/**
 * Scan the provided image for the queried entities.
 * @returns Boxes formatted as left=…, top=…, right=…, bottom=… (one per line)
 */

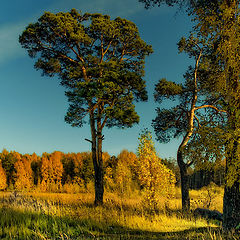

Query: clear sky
left=0, top=0, right=193, bottom=158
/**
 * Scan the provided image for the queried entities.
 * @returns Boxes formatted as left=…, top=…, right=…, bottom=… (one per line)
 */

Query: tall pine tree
left=19, top=10, right=152, bottom=204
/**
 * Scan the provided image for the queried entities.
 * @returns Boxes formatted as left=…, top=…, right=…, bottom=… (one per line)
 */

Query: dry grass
left=0, top=186, right=230, bottom=239
left=190, top=184, right=223, bottom=212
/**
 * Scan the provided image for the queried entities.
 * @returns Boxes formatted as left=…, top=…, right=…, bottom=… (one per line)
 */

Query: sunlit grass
left=190, top=185, right=223, bottom=212
left=0, top=186, right=229, bottom=239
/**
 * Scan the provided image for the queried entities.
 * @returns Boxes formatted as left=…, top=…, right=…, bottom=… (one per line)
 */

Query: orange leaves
left=0, top=161, right=7, bottom=190
left=40, top=151, right=64, bottom=192
left=14, top=156, right=34, bottom=191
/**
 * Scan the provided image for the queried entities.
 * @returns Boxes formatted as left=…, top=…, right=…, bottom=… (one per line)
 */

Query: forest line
left=0, top=146, right=225, bottom=194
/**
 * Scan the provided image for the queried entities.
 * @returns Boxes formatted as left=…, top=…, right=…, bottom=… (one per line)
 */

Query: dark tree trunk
left=89, top=110, right=104, bottom=206
left=94, top=132, right=104, bottom=206
left=223, top=140, right=240, bottom=230
left=223, top=181, right=240, bottom=230
left=177, top=149, right=190, bottom=212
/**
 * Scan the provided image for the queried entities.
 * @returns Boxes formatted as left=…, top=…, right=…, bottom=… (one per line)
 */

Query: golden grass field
left=0, top=185, right=238, bottom=239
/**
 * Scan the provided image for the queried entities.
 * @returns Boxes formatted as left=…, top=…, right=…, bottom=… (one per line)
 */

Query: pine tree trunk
left=94, top=133, right=104, bottom=206
left=177, top=149, right=190, bottom=212
left=89, top=110, right=104, bottom=206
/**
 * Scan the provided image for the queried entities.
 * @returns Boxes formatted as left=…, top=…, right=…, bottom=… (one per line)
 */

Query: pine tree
left=19, top=10, right=152, bottom=205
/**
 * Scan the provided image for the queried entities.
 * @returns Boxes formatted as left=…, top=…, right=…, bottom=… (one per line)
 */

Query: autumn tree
left=116, top=150, right=138, bottom=194
left=40, top=151, right=63, bottom=192
left=51, top=151, right=64, bottom=186
left=137, top=130, right=176, bottom=210
left=19, top=10, right=152, bottom=205
left=103, top=151, right=137, bottom=194
left=0, top=160, right=7, bottom=190
left=40, top=154, right=50, bottom=191
left=0, top=150, right=21, bottom=187
left=72, top=152, right=93, bottom=188
left=14, top=155, right=34, bottom=191
left=104, top=155, right=118, bottom=191
left=161, top=158, right=180, bottom=186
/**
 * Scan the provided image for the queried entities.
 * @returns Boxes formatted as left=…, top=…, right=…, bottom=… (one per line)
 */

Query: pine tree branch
left=85, top=138, right=93, bottom=144
left=195, top=105, right=227, bottom=113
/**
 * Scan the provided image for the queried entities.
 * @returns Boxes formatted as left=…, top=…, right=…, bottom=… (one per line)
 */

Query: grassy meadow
left=0, top=185, right=238, bottom=240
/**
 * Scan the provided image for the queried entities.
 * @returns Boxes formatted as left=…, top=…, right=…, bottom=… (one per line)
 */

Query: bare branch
left=187, top=159, right=194, bottom=167
left=85, top=138, right=93, bottom=144
left=194, top=114, right=201, bottom=128
left=195, top=105, right=227, bottom=113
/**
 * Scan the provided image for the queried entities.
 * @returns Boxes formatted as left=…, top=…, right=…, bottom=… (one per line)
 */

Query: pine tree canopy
left=19, top=9, right=153, bottom=129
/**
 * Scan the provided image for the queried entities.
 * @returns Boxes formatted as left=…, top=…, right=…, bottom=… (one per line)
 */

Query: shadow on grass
left=0, top=206, right=231, bottom=240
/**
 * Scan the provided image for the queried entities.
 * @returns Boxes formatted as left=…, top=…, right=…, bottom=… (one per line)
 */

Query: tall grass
left=0, top=186, right=235, bottom=239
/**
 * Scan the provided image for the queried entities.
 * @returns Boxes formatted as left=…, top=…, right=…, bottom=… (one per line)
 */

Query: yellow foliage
left=137, top=130, right=176, bottom=209
left=115, top=161, right=132, bottom=194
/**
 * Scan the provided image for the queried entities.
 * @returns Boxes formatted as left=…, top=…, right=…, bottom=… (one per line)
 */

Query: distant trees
left=0, top=149, right=177, bottom=196
left=116, top=150, right=138, bottom=194
left=19, top=9, right=152, bottom=205
left=104, top=150, right=138, bottom=195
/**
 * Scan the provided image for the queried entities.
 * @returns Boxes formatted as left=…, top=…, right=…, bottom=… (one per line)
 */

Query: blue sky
left=0, top=0, right=193, bottom=158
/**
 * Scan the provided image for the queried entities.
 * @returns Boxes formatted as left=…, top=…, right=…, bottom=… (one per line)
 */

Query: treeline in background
left=0, top=149, right=225, bottom=194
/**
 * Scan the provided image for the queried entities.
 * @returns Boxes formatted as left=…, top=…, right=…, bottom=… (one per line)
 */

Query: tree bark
left=223, top=181, right=240, bottom=230
left=95, top=128, right=104, bottom=206
left=177, top=149, right=190, bottom=212
left=89, top=109, right=104, bottom=206
left=223, top=140, right=240, bottom=230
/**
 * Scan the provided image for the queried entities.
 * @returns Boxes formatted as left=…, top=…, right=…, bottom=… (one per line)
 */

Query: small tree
left=19, top=10, right=152, bottom=205
left=137, top=130, right=176, bottom=210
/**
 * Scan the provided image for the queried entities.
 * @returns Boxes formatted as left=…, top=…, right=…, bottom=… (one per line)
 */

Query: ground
left=0, top=186, right=237, bottom=239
